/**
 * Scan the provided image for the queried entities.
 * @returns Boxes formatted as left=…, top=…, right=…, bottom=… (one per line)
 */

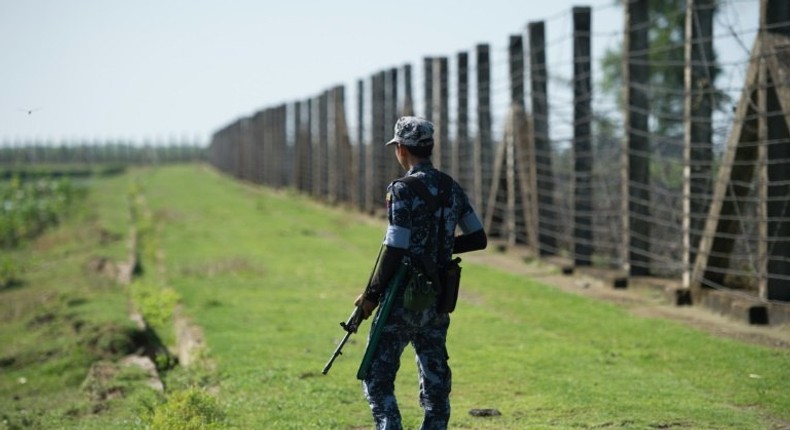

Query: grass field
left=2, top=164, right=789, bottom=429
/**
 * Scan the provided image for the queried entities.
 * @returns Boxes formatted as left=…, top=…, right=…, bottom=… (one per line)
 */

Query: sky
left=0, top=0, right=759, bottom=146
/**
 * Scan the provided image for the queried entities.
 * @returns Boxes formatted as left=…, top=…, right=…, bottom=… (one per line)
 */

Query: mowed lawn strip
left=139, top=165, right=788, bottom=429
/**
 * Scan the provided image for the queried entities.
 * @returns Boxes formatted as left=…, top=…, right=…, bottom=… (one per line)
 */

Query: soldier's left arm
left=451, top=186, right=487, bottom=254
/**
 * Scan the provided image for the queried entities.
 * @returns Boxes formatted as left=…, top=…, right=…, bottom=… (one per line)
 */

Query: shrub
left=146, top=387, right=225, bottom=430
left=129, top=281, right=180, bottom=331
left=0, top=255, right=20, bottom=288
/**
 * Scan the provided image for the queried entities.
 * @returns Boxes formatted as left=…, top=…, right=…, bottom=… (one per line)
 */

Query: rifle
left=322, top=246, right=409, bottom=377
left=322, top=244, right=385, bottom=376
left=321, top=306, right=363, bottom=375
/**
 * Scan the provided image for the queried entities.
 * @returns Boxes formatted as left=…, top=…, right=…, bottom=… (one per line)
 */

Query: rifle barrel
left=322, top=330, right=352, bottom=375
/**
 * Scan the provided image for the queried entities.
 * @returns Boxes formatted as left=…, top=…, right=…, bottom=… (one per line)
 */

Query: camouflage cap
left=385, top=116, right=434, bottom=147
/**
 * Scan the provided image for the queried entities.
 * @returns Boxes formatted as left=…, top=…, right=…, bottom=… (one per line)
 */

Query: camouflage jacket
left=383, top=161, right=483, bottom=269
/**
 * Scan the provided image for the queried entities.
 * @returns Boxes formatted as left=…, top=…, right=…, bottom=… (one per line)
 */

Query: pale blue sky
left=0, top=0, right=759, bottom=145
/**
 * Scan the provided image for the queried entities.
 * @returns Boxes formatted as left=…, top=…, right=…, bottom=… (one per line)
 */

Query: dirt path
left=465, top=247, right=790, bottom=350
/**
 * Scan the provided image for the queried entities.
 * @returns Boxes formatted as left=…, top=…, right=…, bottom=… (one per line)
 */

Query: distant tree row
left=0, top=143, right=206, bottom=166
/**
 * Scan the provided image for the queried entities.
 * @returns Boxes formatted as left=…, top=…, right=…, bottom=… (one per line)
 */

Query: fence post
left=269, top=107, right=277, bottom=186
left=433, top=57, right=449, bottom=171
left=763, top=0, right=790, bottom=300
left=294, top=100, right=309, bottom=193
left=357, top=79, right=367, bottom=211
left=372, top=71, right=387, bottom=210
left=765, top=0, right=790, bottom=35
left=758, top=19, right=769, bottom=302
left=529, top=20, right=557, bottom=257
left=251, top=110, right=264, bottom=185
left=277, top=104, right=288, bottom=188
left=332, top=86, right=352, bottom=204
left=213, top=130, right=220, bottom=172
left=682, top=0, right=714, bottom=289
left=507, top=34, right=519, bottom=245
left=239, top=117, right=249, bottom=182
left=238, top=117, right=248, bottom=179
left=489, top=34, right=532, bottom=246
left=266, top=109, right=275, bottom=186
left=512, top=34, right=536, bottom=247
left=263, top=109, right=272, bottom=186
left=690, top=52, right=758, bottom=299
left=267, top=106, right=283, bottom=188
left=246, top=114, right=255, bottom=182
left=424, top=58, right=434, bottom=121
left=277, top=103, right=293, bottom=187
left=305, top=99, right=314, bottom=196
left=403, top=64, right=414, bottom=116
left=310, top=96, right=320, bottom=198
left=274, top=105, right=282, bottom=187
left=231, top=118, right=246, bottom=178
left=263, top=110, right=273, bottom=185
left=291, top=101, right=301, bottom=189
left=386, top=68, right=401, bottom=181
left=509, top=35, right=525, bottom=108
left=387, top=67, right=399, bottom=124
left=363, top=76, right=375, bottom=213
left=622, top=0, right=651, bottom=276
left=476, top=44, right=493, bottom=218
left=456, top=51, right=469, bottom=187
left=319, top=92, right=329, bottom=199
left=572, top=8, right=593, bottom=265
left=328, top=89, right=339, bottom=202
left=218, top=125, right=228, bottom=175
left=241, top=117, right=254, bottom=182
left=267, top=107, right=276, bottom=186
left=226, top=127, right=234, bottom=175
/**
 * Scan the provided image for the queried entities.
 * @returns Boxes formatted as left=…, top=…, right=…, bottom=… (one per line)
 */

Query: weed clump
left=144, top=387, right=226, bottom=430
left=0, top=255, right=22, bottom=289
left=129, top=281, right=180, bottom=332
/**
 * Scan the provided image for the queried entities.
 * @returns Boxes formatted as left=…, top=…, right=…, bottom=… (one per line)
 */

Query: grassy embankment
left=0, top=170, right=155, bottom=429
left=2, top=164, right=789, bottom=429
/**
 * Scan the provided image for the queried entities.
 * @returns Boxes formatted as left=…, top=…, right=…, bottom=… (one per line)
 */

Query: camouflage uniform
left=362, top=117, right=484, bottom=430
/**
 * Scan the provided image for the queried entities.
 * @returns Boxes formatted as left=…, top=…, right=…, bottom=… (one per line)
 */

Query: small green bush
left=129, top=281, right=180, bottom=331
left=146, top=387, right=225, bottom=430
left=0, top=254, right=20, bottom=288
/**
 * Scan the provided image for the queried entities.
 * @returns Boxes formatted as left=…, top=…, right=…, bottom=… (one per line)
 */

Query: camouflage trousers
left=362, top=301, right=451, bottom=430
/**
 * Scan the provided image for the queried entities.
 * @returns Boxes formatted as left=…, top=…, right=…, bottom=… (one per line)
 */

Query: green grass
left=0, top=172, right=160, bottom=430
left=1, top=164, right=788, bottom=429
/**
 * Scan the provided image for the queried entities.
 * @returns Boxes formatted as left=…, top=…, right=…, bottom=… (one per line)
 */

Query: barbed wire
left=16, top=1, right=784, bottom=304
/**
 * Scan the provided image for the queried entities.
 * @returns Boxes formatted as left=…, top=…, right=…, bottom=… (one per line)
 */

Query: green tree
left=600, top=0, right=727, bottom=146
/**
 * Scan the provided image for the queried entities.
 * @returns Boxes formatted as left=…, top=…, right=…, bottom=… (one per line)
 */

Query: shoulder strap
left=396, top=175, right=439, bottom=212
left=437, top=172, right=452, bottom=207
left=397, top=173, right=452, bottom=210
left=437, top=173, right=451, bottom=264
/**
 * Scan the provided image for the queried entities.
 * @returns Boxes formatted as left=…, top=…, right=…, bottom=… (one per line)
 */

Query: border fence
left=208, top=0, right=790, bottom=322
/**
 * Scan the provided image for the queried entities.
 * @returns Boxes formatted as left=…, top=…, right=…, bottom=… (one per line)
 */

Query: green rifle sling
left=356, top=262, right=409, bottom=380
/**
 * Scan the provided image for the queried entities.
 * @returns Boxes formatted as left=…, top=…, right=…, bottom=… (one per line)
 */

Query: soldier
left=355, top=116, right=487, bottom=430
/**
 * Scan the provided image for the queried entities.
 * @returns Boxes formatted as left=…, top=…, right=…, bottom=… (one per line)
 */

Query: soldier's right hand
left=354, top=294, right=378, bottom=319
